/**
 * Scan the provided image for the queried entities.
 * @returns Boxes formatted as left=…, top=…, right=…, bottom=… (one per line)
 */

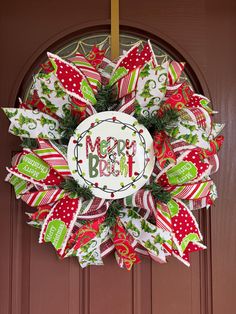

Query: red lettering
left=126, top=139, right=137, bottom=157
left=86, top=136, right=106, bottom=158
left=128, top=156, right=135, bottom=177
left=99, top=160, right=110, bottom=176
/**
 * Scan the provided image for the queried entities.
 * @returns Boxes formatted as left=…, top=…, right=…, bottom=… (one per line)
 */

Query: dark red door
left=1, top=1, right=235, bottom=314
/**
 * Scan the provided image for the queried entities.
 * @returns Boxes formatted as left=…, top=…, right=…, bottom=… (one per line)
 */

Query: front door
left=1, top=1, right=235, bottom=314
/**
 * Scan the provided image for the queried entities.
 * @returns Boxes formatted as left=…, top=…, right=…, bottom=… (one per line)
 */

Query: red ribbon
left=113, top=218, right=140, bottom=270
left=153, top=131, right=176, bottom=168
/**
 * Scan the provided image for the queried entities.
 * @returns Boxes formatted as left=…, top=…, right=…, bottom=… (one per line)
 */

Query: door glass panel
left=23, top=33, right=191, bottom=101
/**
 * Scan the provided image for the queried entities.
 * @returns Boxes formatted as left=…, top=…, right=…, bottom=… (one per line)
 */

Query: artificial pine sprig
left=105, top=201, right=123, bottom=227
left=135, top=108, right=179, bottom=134
left=21, top=138, right=38, bottom=149
left=146, top=182, right=171, bottom=204
left=59, top=110, right=80, bottom=141
left=60, top=178, right=93, bottom=200
left=95, top=85, right=116, bottom=112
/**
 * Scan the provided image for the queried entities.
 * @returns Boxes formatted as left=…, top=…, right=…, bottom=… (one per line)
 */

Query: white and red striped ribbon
left=69, top=53, right=101, bottom=94
left=22, top=188, right=65, bottom=207
left=167, top=61, right=185, bottom=85
left=34, top=139, right=71, bottom=177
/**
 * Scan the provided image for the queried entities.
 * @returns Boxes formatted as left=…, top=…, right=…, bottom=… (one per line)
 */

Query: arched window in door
left=22, top=32, right=194, bottom=102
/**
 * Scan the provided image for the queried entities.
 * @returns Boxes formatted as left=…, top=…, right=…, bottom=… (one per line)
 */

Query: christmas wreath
left=3, top=41, right=224, bottom=270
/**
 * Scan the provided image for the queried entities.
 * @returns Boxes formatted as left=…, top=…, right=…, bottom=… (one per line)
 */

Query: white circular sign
left=67, top=111, right=155, bottom=199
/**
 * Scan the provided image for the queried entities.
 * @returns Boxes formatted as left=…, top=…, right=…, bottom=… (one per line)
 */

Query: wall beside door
left=1, top=1, right=235, bottom=314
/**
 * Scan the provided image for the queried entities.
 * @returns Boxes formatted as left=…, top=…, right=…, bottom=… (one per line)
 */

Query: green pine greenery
left=59, top=110, right=80, bottom=142
left=21, top=138, right=38, bottom=149
left=135, top=108, right=179, bottom=134
left=105, top=201, right=123, bottom=227
left=95, top=85, right=117, bottom=112
left=60, top=178, right=93, bottom=200
left=145, top=182, right=171, bottom=204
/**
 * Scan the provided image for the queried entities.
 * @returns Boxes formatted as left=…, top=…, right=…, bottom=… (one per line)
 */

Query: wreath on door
left=3, top=41, right=224, bottom=270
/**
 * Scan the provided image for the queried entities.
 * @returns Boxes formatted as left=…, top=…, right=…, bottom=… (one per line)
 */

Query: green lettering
left=120, top=155, right=128, bottom=177
left=117, top=140, right=126, bottom=156
left=100, top=140, right=108, bottom=156
left=88, top=153, right=99, bottom=178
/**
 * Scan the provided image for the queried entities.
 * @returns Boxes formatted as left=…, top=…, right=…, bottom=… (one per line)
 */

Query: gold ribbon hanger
left=111, top=0, right=120, bottom=60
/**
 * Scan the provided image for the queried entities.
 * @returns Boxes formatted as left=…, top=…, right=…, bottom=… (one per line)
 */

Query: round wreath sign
left=3, top=41, right=224, bottom=269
